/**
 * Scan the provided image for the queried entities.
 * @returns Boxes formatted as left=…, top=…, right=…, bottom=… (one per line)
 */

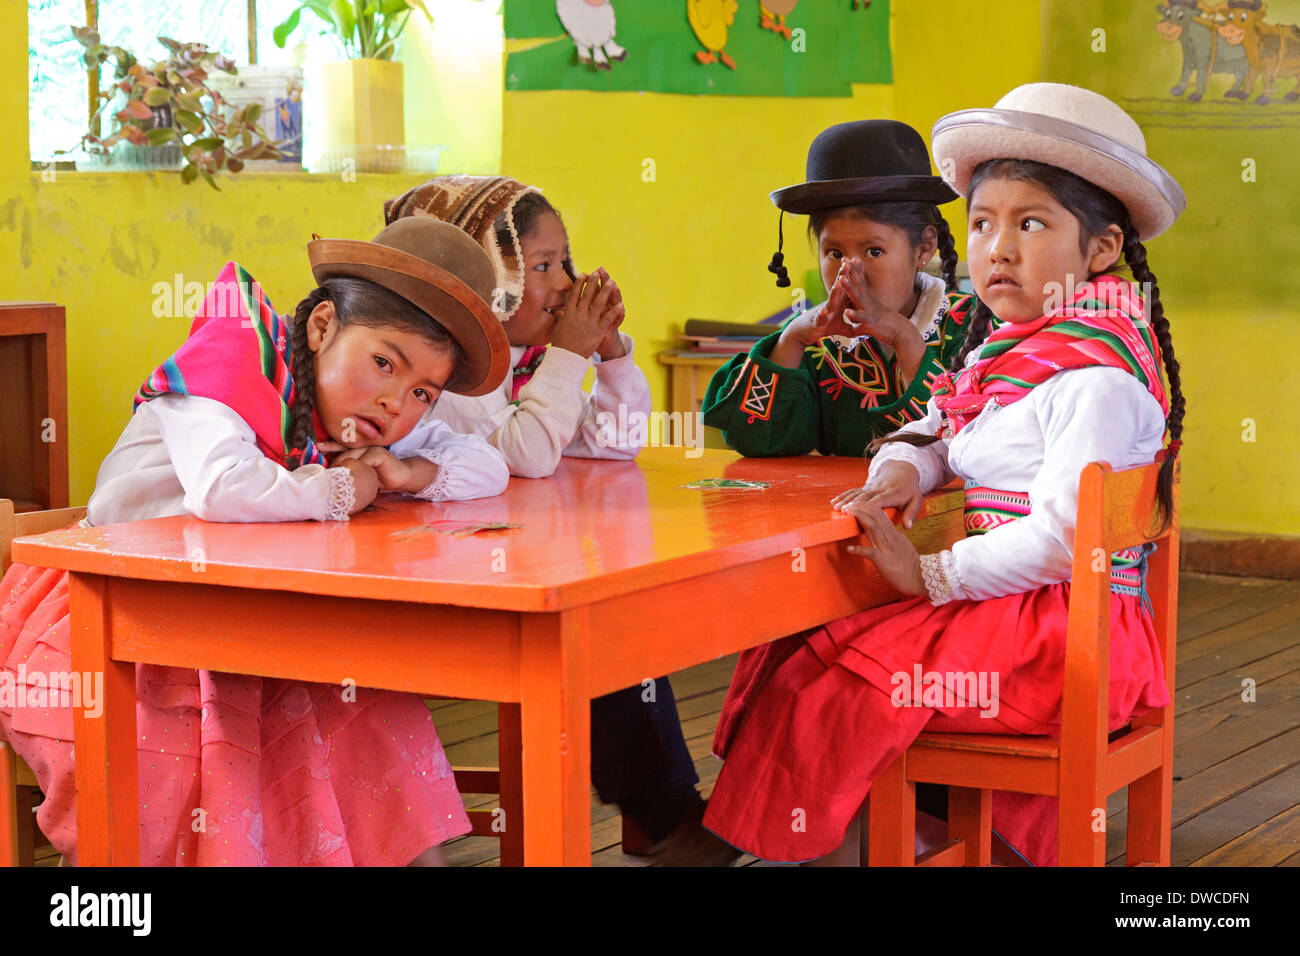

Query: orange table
left=13, top=448, right=963, bottom=866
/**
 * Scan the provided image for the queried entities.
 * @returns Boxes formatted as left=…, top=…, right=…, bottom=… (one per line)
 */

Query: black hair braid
left=287, top=287, right=332, bottom=471
left=948, top=298, right=994, bottom=374
left=935, top=216, right=959, bottom=293
left=865, top=297, right=998, bottom=456
left=1124, top=232, right=1184, bottom=533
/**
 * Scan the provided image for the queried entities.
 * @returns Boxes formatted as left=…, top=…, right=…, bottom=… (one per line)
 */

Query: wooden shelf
left=0, top=303, right=68, bottom=511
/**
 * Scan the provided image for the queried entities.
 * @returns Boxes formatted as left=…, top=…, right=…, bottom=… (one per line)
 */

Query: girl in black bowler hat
left=703, top=120, right=975, bottom=458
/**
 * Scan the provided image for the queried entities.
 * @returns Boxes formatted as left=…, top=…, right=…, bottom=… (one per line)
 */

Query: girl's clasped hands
left=551, top=266, right=627, bottom=360
left=783, top=258, right=927, bottom=380
left=316, top=444, right=439, bottom=514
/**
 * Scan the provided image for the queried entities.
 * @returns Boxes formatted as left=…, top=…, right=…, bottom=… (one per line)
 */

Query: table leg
left=519, top=611, right=591, bottom=866
left=497, top=702, right=524, bottom=867
left=69, top=573, right=139, bottom=866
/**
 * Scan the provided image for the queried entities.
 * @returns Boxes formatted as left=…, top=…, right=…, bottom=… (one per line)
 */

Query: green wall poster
left=504, top=1, right=892, bottom=96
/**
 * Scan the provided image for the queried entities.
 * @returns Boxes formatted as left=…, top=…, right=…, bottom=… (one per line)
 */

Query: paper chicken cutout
left=556, top=0, right=627, bottom=71
left=688, top=0, right=739, bottom=69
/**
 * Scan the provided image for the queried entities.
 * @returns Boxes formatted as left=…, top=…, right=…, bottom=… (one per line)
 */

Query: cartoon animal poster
left=1124, top=0, right=1300, bottom=128
left=504, top=0, right=891, bottom=96
left=555, top=0, right=627, bottom=70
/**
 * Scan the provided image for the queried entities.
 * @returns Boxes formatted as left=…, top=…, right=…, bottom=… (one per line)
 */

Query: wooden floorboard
left=24, top=573, right=1297, bottom=867
left=437, top=572, right=1300, bottom=867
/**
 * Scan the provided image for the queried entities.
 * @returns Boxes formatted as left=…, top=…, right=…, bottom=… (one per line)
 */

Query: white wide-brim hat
left=931, top=82, right=1186, bottom=240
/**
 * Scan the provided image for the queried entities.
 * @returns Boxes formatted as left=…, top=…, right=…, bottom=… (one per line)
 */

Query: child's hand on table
left=332, top=457, right=380, bottom=514
left=326, top=446, right=436, bottom=502
left=838, top=498, right=926, bottom=597
left=831, top=460, right=923, bottom=529
left=552, top=267, right=625, bottom=359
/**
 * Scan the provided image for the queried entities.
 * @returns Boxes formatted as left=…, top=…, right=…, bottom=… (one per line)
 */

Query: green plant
left=272, top=0, right=435, bottom=60
left=69, top=27, right=283, bottom=188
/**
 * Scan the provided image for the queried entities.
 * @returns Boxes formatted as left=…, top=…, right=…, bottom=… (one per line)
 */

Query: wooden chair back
left=0, top=498, right=86, bottom=865
left=1059, top=455, right=1179, bottom=864
left=1, top=499, right=88, bottom=574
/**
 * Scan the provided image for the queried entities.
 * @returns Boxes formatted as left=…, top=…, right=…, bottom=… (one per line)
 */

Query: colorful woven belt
left=963, top=483, right=1151, bottom=601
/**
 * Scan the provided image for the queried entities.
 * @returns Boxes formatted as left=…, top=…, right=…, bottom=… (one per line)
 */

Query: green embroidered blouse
left=702, top=281, right=975, bottom=458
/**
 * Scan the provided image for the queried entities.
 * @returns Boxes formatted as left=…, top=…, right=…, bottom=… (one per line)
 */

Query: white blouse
left=85, top=394, right=510, bottom=527
left=869, top=351, right=1167, bottom=603
left=409, top=331, right=652, bottom=479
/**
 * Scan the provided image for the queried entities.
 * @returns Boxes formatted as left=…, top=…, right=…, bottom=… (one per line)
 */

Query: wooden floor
left=31, top=572, right=1300, bottom=866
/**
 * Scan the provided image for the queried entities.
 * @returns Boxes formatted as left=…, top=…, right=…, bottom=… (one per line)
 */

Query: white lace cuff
left=412, top=451, right=452, bottom=500
left=323, top=467, right=355, bottom=521
left=919, top=550, right=965, bottom=606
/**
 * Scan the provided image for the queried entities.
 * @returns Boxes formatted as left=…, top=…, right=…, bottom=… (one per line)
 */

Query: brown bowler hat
left=307, top=217, right=511, bottom=396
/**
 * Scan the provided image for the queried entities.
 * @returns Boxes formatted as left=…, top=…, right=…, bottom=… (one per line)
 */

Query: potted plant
left=272, top=0, right=434, bottom=172
left=69, top=28, right=283, bottom=187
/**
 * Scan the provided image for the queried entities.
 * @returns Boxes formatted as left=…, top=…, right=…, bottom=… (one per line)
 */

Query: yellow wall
left=4, top=1, right=1291, bottom=536
left=1038, top=0, right=1300, bottom=535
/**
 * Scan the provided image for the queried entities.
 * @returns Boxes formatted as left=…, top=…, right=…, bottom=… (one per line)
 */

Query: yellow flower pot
left=307, top=58, right=405, bottom=173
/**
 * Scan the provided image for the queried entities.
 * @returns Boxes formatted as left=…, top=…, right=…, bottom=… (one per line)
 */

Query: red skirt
left=0, top=561, right=472, bottom=866
left=704, top=582, right=1169, bottom=864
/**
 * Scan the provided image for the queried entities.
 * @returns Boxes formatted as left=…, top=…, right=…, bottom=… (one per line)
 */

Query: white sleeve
left=946, top=368, right=1167, bottom=601
left=867, top=397, right=954, bottom=493
left=387, top=416, right=509, bottom=501
left=149, top=394, right=355, bottom=522
left=562, top=332, right=652, bottom=461
left=479, top=346, right=593, bottom=479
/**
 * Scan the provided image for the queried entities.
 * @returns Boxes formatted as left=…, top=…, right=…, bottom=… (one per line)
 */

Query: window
left=29, top=0, right=304, bottom=164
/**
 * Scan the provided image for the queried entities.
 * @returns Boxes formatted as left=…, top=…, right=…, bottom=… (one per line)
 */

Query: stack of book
left=676, top=305, right=804, bottom=355
left=678, top=319, right=769, bottom=354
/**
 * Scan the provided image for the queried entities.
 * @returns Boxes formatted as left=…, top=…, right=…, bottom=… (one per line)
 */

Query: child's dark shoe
left=642, top=801, right=742, bottom=867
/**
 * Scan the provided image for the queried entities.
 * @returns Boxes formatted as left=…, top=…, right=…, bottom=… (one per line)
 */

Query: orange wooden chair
left=1, top=498, right=87, bottom=866
left=445, top=705, right=524, bottom=866
left=867, top=457, right=1180, bottom=866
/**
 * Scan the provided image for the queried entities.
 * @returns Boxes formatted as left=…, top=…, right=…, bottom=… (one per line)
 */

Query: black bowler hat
left=765, top=120, right=957, bottom=286
left=772, top=120, right=958, bottom=212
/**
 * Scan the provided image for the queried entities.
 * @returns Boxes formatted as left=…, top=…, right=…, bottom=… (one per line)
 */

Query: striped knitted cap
left=385, top=175, right=543, bottom=322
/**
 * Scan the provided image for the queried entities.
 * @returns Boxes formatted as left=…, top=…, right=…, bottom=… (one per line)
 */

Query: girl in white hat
left=703, top=83, right=1186, bottom=866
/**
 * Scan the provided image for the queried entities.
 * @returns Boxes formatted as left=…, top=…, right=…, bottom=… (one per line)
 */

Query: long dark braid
left=287, top=287, right=332, bottom=470
left=1124, top=231, right=1184, bottom=533
left=865, top=297, right=997, bottom=455
left=935, top=216, right=959, bottom=293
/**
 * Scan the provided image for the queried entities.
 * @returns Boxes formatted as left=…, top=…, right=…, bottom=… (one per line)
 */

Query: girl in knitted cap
left=705, top=83, right=1186, bottom=866
left=0, top=219, right=511, bottom=865
left=386, top=176, right=735, bottom=865
left=385, top=176, right=651, bottom=480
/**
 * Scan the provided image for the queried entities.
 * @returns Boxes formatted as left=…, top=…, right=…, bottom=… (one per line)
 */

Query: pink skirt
left=704, top=582, right=1170, bottom=864
left=0, top=562, right=471, bottom=866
